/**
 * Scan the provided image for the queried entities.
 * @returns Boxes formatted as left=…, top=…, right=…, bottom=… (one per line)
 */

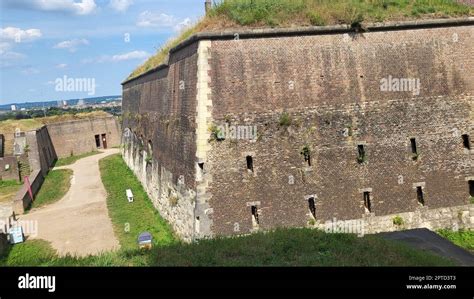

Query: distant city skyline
left=0, top=0, right=205, bottom=105
left=0, top=95, right=121, bottom=110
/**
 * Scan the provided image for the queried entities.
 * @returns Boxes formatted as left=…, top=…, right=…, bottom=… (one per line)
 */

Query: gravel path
left=19, top=149, right=120, bottom=257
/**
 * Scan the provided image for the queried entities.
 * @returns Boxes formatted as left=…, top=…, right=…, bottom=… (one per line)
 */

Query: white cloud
left=1, top=51, right=26, bottom=60
left=21, top=67, right=40, bottom=75
left=0, top=27, right=42, bottom=42
left=3, top=0, right=97, bottom=15
left=109, top=0, right=133, bottom=12
left=174, top=18, right=192, bottom=32
left=83, top=50, right=150, bottom=63
left=137, top=12, right=194, bottom=32
left=56, top=63, right=68, bottom=68
left=0, top=42, right=12, bottom=55
left=137, top=11, right=178, bottom=28
left=0, top=27, right=38, bottom=68
left=111, top=50, right=149, bottom=61
left=54, top=38, right=89, bottom=52
left=0, top=48, right=26, bottom=68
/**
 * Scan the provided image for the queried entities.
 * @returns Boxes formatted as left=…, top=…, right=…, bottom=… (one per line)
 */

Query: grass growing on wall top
left=127, top=0, right=473, bottom=80
left=211, top=0, right=472, bottom=27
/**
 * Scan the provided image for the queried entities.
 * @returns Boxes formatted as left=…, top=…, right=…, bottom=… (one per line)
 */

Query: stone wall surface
left=26, top=126, right=56, bottom=177
left=122, top=20, right=474, bottom=240
left=122, top=41, right=200, bottom=241
left=314, top=204, right=474, bottom=235
left=12, top=169, right=43, bottom=214
left=0, top=156, right=19, bottom=181
left=0, top=134, right=4, bottom=157
left=206, top=25, right=474, bottom=236
left=46, top=116, right=120, bottom=158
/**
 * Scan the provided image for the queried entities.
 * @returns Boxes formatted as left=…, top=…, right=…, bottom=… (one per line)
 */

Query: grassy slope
left=0, top=154, right=457, bottom=266
left=0, top=180, right=22, bottom=203
left=437, top=229, right=474, bottom=253
left=2, top=240, right=57, bottom=266
left=100, top=154, right=176, bottom=250
left=128, top=0, right=473, bottom=80
left=54, top=151, right=102, bottom=167
left=0, top=228, right=456, bottom=266
left=28, top=169, right=73, bottom=210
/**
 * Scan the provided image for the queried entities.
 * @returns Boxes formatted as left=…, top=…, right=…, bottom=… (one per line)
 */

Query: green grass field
left=54, top=151, right=102, bottom=167
left=99, top=154, right=176, bottom=250
left=0, top=180, right=22, bottom=203
left=437, top=229, right=474, bottom=253
left=0, top=227, right=456, bottom=266
left=0, top=154, right=458, bottom=266
left=28, top=169, right=73, bottom=210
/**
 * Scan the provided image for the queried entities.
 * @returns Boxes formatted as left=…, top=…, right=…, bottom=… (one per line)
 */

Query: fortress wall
left=209, top=25, right=473, bottom=115
left=121, top=41, right=200, bottom=241
left=46, top=116, right=120, bottom=158
left=26, top=126, right=57, bottom=176
left=122, top=21, right=474, bottom=239
left=206, top=25, right=474, bottom=236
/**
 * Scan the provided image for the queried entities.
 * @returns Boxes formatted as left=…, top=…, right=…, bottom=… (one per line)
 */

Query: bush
left=308, top=12, right=326, bottom=26
left=279, top=112, right=292, bottom=127
left=393, top=216, right=404, bottom=226
left=169, top=195, right=179, bottom=207
left=208, top=124, right=225, bottom=141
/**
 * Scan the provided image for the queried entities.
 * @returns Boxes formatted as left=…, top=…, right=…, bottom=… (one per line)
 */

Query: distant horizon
left=0, top=94, right=121, bottom=108
left=0, top=0, right=204, bottom=104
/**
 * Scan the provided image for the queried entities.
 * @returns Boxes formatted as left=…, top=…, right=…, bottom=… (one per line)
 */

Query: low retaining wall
left=314, top=204, right=474, bottom=235
left=12, top=170, right=44, bottom=214
left=0, top=232, right=8, bottom=256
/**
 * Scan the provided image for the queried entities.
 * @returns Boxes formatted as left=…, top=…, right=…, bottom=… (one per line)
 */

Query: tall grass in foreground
left=0, top=228, right=456, bottom=266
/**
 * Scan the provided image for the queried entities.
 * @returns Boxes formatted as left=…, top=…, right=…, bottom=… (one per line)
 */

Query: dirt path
left=20, top=149, right=120, bottom=257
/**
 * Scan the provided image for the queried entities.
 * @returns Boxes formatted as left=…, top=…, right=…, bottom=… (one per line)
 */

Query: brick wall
left=12, top=169, right=44, bottom=214
left=26, top=126, right=57, bottom=176
left=46, top=116, right=120, bottom=158
left=0, top=134, right=4, bottom=157
left=122, top=41, right=200, bottom=241
left=122, top=20, right=474, bottom=239
left=0, top=156, right=19, bottom=181
left=206, top=25, right=474, bottom=236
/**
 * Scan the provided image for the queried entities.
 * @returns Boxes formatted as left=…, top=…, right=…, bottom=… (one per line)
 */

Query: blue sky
left=0, top=0, right=207, bottom=105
